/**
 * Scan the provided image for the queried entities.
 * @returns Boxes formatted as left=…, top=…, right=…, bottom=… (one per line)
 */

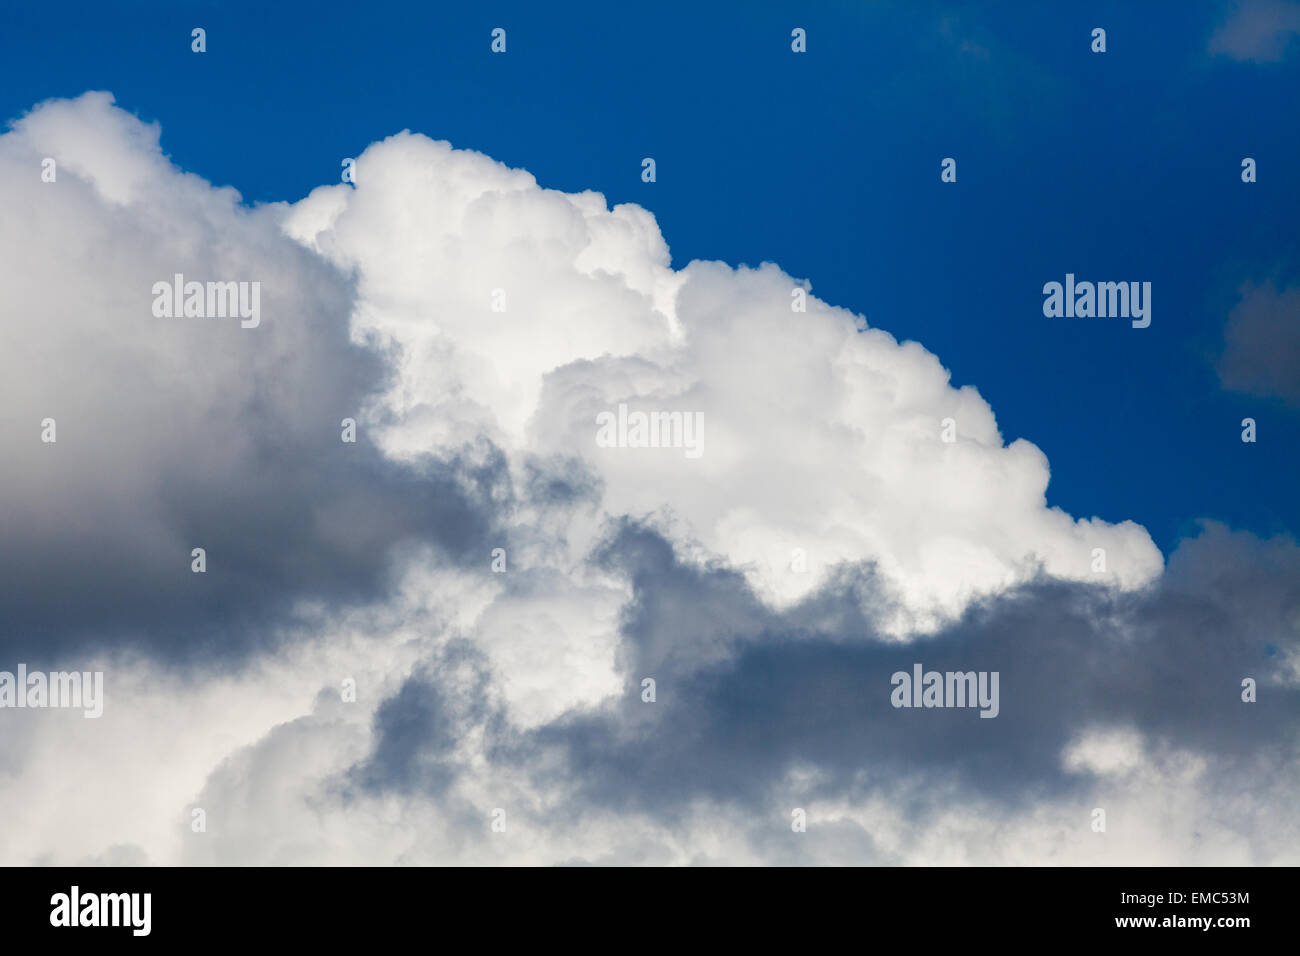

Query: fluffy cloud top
left=282, top=127, right=1162, bottom=636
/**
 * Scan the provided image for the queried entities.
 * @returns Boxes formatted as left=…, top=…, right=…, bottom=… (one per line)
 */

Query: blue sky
left=3, top=0, right=1297, bottom=554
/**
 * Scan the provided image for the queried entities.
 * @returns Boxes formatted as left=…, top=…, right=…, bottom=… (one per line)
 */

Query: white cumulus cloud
left=281, top=128, right=1163, bottom=637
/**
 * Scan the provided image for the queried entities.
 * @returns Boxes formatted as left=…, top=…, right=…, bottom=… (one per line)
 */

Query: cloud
left=255, top=523, right=1300, bottom=864
left=1210, top=0, right=1300, bottom=62
left=1216, top=280, right=1300, bottom=406
left=0, top=92, right=507, bottom=664
left=40, top=520, right=1286, bottom=867
left=283, top=126, right=1163, bottom=637
left=521, top=520, right=1297, bottom=815
left=2, top=93, right=1291, bottom=865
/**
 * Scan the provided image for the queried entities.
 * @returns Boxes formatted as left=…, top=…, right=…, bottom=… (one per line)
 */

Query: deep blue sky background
left=3, top=0, right=1297, bottom=556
